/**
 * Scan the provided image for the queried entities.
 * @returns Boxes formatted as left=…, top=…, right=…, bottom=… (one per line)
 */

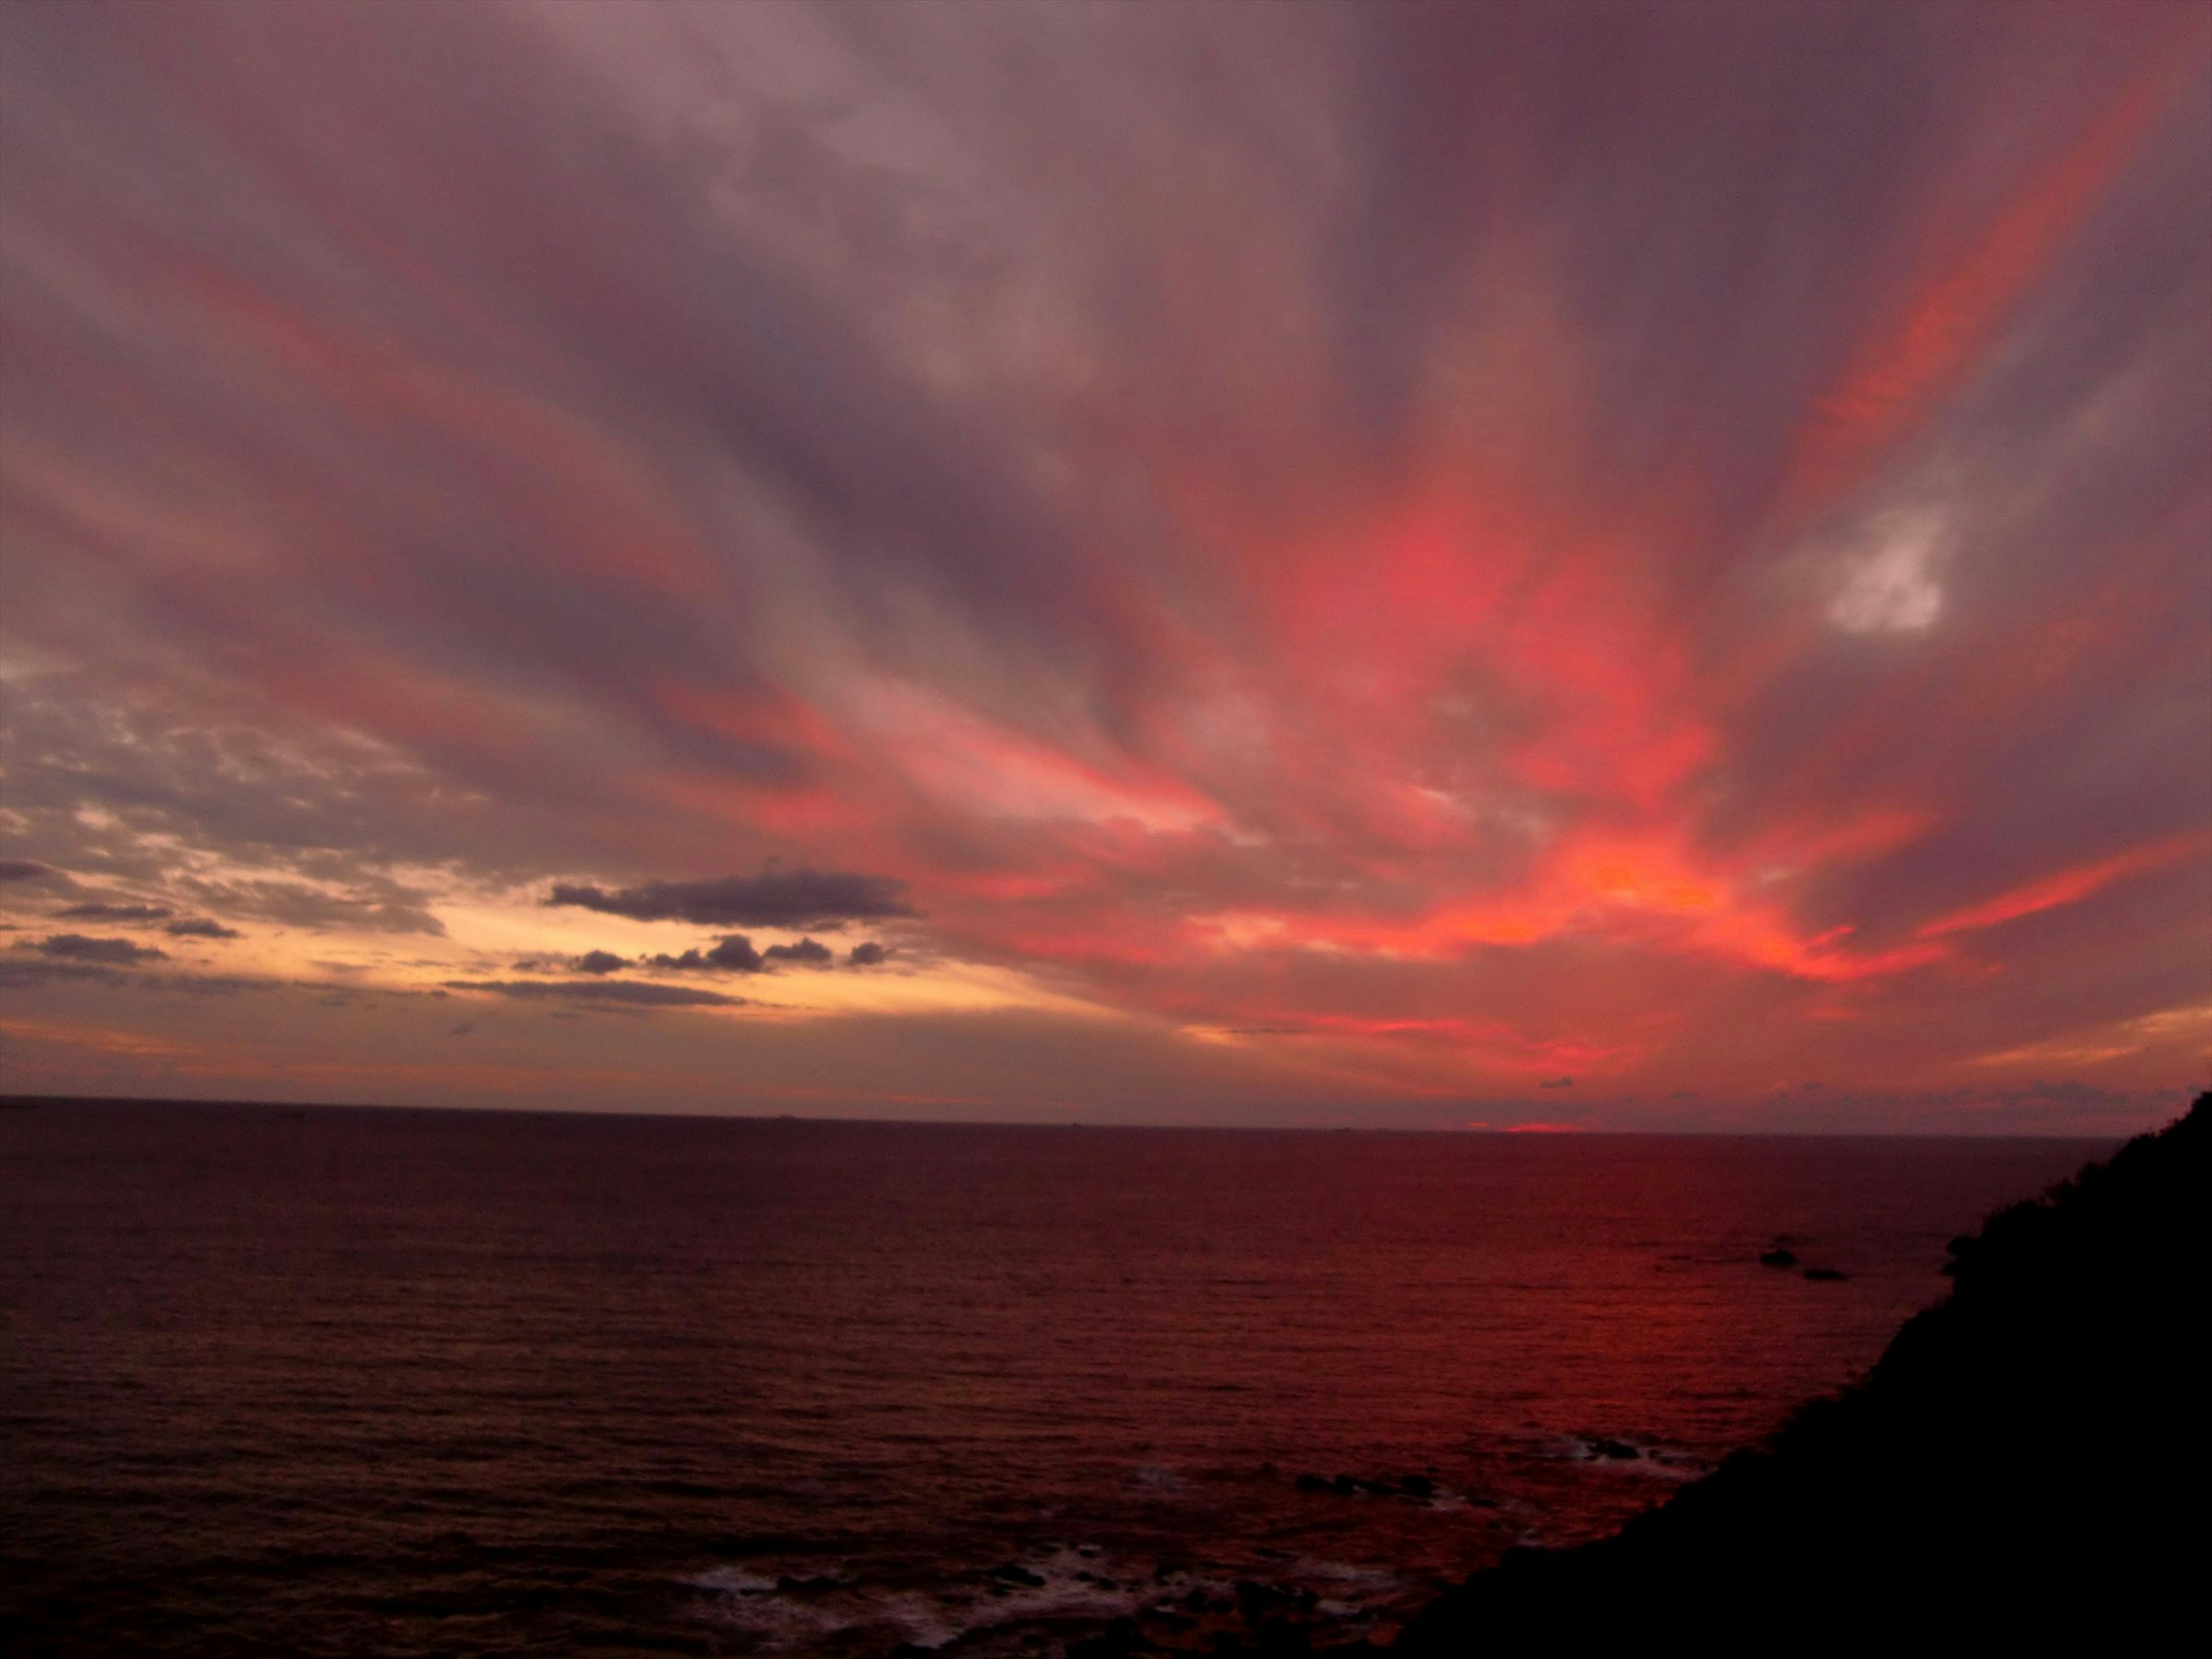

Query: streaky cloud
left=20, top=934, right=169, bottom=965
left=443, top=978, right=744, bottom=1008
left=547, top=871, right=917, bottom=928
left=164, top=918, right=244, bottom=940
left=57, top=903, right=175, bottom=923
left=0, top=958, right=126, bottom=989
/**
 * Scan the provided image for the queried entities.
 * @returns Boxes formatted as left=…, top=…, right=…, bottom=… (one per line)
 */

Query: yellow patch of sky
left=1967, top=1003, right=2212, bottom=1071
left=418, top=892, right=1101, bottom=1020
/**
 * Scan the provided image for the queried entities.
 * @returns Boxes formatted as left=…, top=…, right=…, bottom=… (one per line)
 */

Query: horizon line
left=1, top=1090, right=2158, bottom=1142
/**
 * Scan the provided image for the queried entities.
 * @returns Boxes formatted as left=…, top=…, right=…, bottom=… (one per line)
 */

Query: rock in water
left=1395, top=1092, right=2209, bottom=1650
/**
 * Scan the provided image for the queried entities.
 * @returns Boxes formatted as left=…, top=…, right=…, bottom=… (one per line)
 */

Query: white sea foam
left=1132, top=1461, right=1191, bottom=1496
left=1552, top=1434, right=1710, bottom=1478
left=685, top=1567, right=782, bottom=1596
left=691, top=1545, right=1161, bottom=1651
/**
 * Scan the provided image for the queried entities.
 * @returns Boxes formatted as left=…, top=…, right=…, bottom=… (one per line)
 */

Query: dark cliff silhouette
left=1396, top=1093, right=2208, bottom=1652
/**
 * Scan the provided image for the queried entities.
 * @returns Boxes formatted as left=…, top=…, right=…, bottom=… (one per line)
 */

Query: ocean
left=0, top=1100, right=2107, bottom=1656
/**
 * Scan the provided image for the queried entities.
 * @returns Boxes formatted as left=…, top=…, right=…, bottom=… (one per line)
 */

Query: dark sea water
left=0, top=1101, right=2108, bottom=1657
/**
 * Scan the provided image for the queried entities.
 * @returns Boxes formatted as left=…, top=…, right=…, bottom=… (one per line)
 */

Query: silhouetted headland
left=1396, top=1093, right=2207, bottom=1651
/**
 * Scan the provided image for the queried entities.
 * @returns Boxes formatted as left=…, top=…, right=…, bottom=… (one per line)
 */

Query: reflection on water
left=0, top=1102, right=2105, bottom=1654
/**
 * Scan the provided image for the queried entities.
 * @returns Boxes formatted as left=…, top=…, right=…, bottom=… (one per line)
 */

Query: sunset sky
left=2, top=0, right=2207, bottom=1131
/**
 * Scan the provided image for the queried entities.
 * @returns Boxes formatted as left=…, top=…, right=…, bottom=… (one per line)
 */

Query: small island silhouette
left=1395, top=1092, right=2207, bottom=1651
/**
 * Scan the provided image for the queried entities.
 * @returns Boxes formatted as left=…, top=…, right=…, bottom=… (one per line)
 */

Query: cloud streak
left=20, top=934, right=170, bottom=966
left=443, top=979, right=744, bottom=1009
left=56, top=903, right=175, bottom=923
left=547, top=872, right=917, bottom=929
left=164, top=918, right=243, bottom=940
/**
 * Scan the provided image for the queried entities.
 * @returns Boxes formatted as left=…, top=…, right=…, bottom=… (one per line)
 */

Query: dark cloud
left=548, top=872, right=916, bottom=929
left=0, top=861, right=55, bottom=882
left=164, top=918, right=243, bottom=939
left=235, top=893, right=447, bottom=937
left=0, top=957, right=125, bottom=990
left=847, top=941, right=892, bottom=967
left=142, top=973, right=282, bottom=996
left=509, top=950, right=649, bottom=975
left=18, top=933, right=168, bottom=965
left=647, top=935, right=766, bottom=974
left=444, top=978, right=743, bottom=1008
left=57, top=903, right=175, bottom=923
left=764, top=937, right=833, bottom=967
left=0, top=955, right=374, bottom=999
left=1539, top=1076, right=1575, bottom=1090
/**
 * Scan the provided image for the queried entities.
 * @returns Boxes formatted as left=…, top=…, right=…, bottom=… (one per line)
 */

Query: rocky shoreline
left=1395, top=1092, right=2207, bottom=1651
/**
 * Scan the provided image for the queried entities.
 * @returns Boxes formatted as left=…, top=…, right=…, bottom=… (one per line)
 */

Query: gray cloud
left=507, top=952, right=645, bottom=974
left=18, top=933, right=169, bottom=965
left=548, top=871, right=916, bottom=928
left=132, top=973, right=292, bottom=997
left=176, top=883, right=448, bottom=938
left=646, top=934, right=766, bottom=974
left=56, top=903, right=175, bottom=923
left=0, top=682, right=508, bottom=902
left=444, top=978, right=743, bottom=1008
left=0, top=957, right=126, bottom=990
left=846, top=940, right=891, bottom=967
left=0, top=861, right=56, bottom=882
left=0, top=956, right=372, bottom=998
left=764, top=937, right=832, bottom=967
left=164, top=918, right=243, bottom=939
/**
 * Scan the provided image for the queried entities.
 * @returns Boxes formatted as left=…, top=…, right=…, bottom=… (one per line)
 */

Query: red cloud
left=1918, top=835, right=2209, bottom=940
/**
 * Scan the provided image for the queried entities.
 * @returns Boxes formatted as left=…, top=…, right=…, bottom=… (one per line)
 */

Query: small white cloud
left=1828, top=509, right=1949, bottom=634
